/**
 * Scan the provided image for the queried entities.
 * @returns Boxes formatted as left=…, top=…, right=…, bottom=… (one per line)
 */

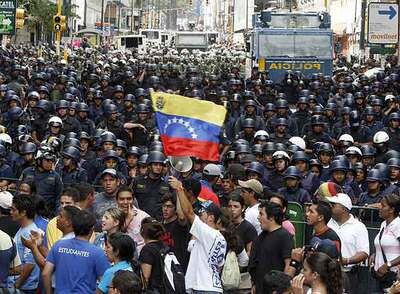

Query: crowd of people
left=1, top=43, right=400, bottom=294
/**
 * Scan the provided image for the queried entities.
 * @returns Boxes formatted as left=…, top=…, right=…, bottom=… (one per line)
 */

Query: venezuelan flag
left=151, top=92, right=227, bottom=161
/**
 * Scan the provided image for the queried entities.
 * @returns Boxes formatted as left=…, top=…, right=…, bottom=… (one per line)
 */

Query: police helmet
left=284, top=166, right=302, bottom=179
left=246, top=161, right=264, bottom=176
left=62, top=146, right=81, bottom=162
left=19, top=142, right=37, bottom=155
left=147, top=151, right=166, bottom=164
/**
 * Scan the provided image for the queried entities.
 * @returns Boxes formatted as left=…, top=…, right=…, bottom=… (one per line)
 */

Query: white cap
left=0, top=191, right=13, bottom=210
left=328, top=193, right=352, bottom=211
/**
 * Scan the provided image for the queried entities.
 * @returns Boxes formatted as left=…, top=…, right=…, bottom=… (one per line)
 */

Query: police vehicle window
left=259, top=34, right=295, bottom=57
left=125, top=37, right=138, bottom=48
left=138, top=37, right=143, bottom=45
left=294, top=34, right=332, bottom=59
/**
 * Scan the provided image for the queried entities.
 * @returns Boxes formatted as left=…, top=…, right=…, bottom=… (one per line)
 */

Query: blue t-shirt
left=97, top=260, right=133, bottom=293
left=12, top=222, right=42, bottom=290
left=47, top=238, right=110, bottom=294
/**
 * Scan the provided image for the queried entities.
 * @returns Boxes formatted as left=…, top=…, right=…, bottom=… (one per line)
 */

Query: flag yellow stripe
left=151, top=92, right=227, bottom=126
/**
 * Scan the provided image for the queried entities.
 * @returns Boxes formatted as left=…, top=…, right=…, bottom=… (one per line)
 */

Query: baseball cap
left=198, top=200, right=221, bottom=219
left=238, top=179, right=263, bottom=195
left=101, top=168, right=118, bottom=178
left=327, top=193, right=352, bottom=211
left=309, top=237, right=340, bottom=259
left=0, top=191, right=13, bottom=210
left=315, top=182, right=342, bottom=199
left=203, top=164, right=222, bottom=177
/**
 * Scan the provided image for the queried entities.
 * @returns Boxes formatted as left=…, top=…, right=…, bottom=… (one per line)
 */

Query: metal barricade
left=287, top=202, right=306, bottom=247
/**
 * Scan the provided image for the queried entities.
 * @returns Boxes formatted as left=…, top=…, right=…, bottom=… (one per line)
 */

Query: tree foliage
left=19, top=0, right=79, bottom=34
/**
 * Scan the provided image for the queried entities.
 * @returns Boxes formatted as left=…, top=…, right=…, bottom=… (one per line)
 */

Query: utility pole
left=360, top=0, right=366, bottom=61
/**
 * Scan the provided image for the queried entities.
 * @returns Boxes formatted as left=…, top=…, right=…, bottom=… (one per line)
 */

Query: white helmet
left=345, top=146, right=362, bottom=156
left=338, top=134, right=354, bottom=143
left=272, top=150, right=290, bottom=160
left=254, top=130, right=269, bottom=139
left=48, top=116, right=63, bottom=127
left=0, top=133, right=12, bottom=145
left=385, top=94, right=396, bottom=101
left=289, top=136, right=306, bottom=150
left=373, top=131, right=389, bottom=144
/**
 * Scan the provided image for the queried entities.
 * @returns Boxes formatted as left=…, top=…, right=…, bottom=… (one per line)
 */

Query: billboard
left=0, top=0, right=16, bottom=35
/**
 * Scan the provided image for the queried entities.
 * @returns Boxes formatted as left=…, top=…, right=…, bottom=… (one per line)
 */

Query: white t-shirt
left=328, top=215, right=369, bottom=270
left=185, top=215, right=227, bottom=293
left=244, top=203, right=261, bottom=235
left=374, top=217, right=400, bottom=272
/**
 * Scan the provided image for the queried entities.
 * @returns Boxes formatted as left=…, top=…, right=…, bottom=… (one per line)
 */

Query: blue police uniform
left=20, top=167, right=63, bottom=214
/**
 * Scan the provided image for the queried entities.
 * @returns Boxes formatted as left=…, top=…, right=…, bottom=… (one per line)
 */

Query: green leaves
left=20, top=0, right=77, bottom=34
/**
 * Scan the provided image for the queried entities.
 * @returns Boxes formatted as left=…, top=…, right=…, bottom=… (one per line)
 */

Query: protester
left=0, top=229, right=21, bottom=289
left=94, top=207, right=126, bottom=250
left=327, top=193, right=369, bottom=293
left=160, top=193, right=190, bottom=270
left=291, top=252, right=343, bottom=294
left=305, top=199, right=341, bottom=256
left=42, top=209, right=110, bottom=294
left=228, top=190, right=258, bottom=254
left=248, top=201, right=293, bottom=293
left=139, top=217, right=167, bottom=293
left=109, top=270, right=143, bottom=294
left=239, top=179, right=263, bottom=234
left=9, top=194, right=43, bottom=293
left=97, top=232, right=136, bottom=294
left=46, top=187, right=80, bottom=249
left=115, top=185, right=149, bottom=254
left=169, top=176, right=227, bottom=293
left=370, top=194, right=400, bottom=292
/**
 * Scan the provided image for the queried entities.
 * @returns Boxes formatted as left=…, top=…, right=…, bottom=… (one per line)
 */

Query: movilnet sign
left=0, top=0, right=16, bottom=35
left=368, top=2, right=399, bottom=44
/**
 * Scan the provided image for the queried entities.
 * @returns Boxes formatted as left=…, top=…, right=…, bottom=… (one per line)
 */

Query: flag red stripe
left=160, top=135, right=219, bottom=161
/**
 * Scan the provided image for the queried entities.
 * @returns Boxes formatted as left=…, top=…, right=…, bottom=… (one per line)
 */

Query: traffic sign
left=0, top=0, right=16, bottom=35
left=368, top=2, right=399, bottom=44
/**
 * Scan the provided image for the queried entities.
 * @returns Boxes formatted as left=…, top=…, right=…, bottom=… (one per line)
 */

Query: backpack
left=221, top=250, right=241, bottom=290
left=159, top=247, right=186, bottom=294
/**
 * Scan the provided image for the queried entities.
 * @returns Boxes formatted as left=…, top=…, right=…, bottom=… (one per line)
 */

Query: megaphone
left=169, top=156, right=193, bottom=173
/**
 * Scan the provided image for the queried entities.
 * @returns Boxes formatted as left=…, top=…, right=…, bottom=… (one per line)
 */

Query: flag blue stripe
left=156, top=112, right=221, bottom=143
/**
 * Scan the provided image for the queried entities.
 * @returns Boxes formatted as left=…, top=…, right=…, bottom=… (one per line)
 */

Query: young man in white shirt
left=169, top=176, right=227, bottom=294
left=327, top=193, right=369, bottom=294
left=239, top=179, right=263, bottom=234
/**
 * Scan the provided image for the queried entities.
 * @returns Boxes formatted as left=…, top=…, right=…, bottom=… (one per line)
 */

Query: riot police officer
left=20, top=150, right=63, bottom=215
left=132, top=151, right=169, bottom=220
left=56, top=146, right=87, bottom=186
